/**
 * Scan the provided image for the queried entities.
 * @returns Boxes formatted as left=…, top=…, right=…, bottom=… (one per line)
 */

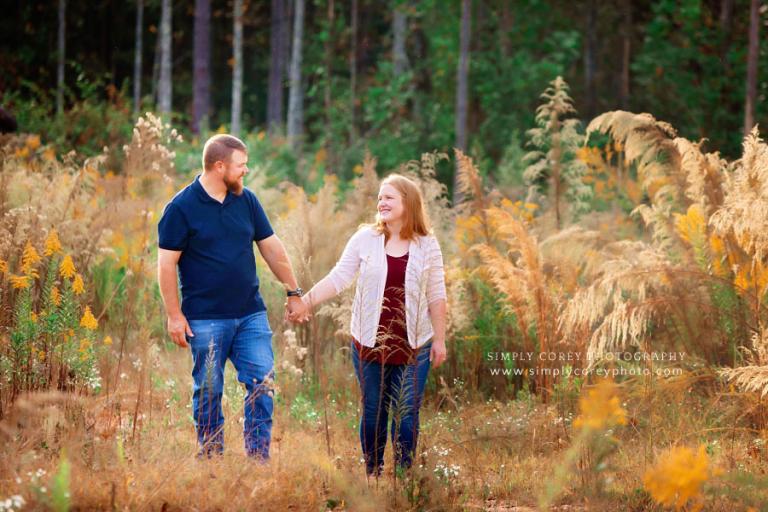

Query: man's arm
left=255, top=234, right=310, bottom=321
left=157, top=248, right=194, bottom=347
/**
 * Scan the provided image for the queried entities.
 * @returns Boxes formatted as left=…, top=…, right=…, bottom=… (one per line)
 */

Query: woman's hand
left=429, top=340, right=447, bottom=368
left=285, top=295, right=311, bottom=323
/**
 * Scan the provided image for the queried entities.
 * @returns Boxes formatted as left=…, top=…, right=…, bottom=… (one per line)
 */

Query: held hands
left=167, top=313, right=193, bottom=348
left=285, top=295, right=312, bottom=324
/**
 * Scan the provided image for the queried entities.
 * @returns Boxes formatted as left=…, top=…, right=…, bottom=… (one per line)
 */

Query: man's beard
left=224, top=174, right=244, bottom=195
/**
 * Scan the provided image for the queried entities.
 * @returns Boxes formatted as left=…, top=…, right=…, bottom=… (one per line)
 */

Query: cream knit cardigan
left=326, top=226, right=447, bottom=349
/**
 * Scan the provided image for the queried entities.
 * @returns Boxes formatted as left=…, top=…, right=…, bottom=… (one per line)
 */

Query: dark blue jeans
left=351, top=340, right=432, bottom=475
left=187, top=310, right=274, bottom=459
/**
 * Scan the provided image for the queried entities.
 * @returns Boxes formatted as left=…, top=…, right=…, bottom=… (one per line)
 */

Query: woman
left=296, top=174, right=447, bottom=477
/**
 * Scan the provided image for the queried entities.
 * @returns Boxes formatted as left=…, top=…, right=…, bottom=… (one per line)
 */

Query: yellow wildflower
left=10, top=274, right=30, bottom=289
left=50, top=286, right=61, bottom=306
left=643, top=444, right=720, bottom=511
left=573, top=378, right=627, bottom=430
left=42, top=148, right=56, bottom=162
left=26, top=135, right=41, bottom=150
left=0, top=258, right=7, bottom=273
left=103, top=335, right=113, bottom=346
left=734, top=266, right=750, bottom=292
left=38, top=350, right=46, bottom=362
left=674, top=204, right=706, bottom=246
left=30, top=311, right=38, bottom=323
left=709, top=235, right=729, bottom=278
left=15, top=146, right=29, bottom=159
left=72, top=273, right=85, bottom=295
left=44, top=230, right=62, bottom=256
left=80, top=306, right=98, bottom=330
left=60, top=255, right=76, bottom=279
left=21, top=241, right=41, bottom=277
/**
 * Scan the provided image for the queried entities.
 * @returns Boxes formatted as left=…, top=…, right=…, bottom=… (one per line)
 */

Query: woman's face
left=377, top=183, right=405, bottom=224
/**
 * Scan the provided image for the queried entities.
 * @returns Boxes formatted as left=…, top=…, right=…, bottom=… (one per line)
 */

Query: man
left=157, top=134, right=309, bottom=460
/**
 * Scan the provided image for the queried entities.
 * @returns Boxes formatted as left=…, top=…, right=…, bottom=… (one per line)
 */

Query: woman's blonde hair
left=373, top=174, right=432, bottom=241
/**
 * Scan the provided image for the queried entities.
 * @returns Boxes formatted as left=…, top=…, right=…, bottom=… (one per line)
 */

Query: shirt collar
left=192, top=174, right=240, bottom=205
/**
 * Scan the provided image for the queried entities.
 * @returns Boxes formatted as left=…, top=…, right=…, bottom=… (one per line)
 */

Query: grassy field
left=2, top=111, right=768, bottom=510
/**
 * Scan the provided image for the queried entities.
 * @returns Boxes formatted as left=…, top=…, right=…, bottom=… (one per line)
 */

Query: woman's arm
left=428, top=299, right=447, bottom=367
left=425, top=236, right=447, bottom=304
left=302, top=276, right=339, bottom=310
left=301, top=228, right=363, bottom=310
left=426, top=236, right=448, bottom=367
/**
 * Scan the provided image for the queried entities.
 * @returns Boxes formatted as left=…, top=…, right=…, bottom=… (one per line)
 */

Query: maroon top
left=353, top=252, right=414, bottom=365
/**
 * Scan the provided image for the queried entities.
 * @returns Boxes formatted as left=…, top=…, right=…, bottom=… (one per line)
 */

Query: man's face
left=222, top=150, right=248, bottom=195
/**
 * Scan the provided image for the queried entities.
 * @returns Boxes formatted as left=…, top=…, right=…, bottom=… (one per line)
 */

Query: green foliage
left=631, top=0, right=747, bottom=158
left=289, top=392, right=322, bottom=425
left=50, top=453, right=71, bottom=512
left=3, top=75, right=133, bottom=159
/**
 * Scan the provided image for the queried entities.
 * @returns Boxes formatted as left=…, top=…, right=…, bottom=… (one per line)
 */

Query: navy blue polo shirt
left=157, top=175, right=274, bottom=319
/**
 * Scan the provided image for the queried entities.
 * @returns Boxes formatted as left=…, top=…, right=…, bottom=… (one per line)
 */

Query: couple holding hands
left=158, top=134, right=447, bottom=477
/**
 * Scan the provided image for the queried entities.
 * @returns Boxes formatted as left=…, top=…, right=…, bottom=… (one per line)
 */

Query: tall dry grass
left=3, top=107, right=768, bottom=509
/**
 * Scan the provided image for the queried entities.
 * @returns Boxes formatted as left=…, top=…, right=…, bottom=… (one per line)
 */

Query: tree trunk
left=498, top=0, right=512, bottom=58
left=133, top=0, right=144, bottom=115
left=619, top=0, right=631, bottom=110
left=744, top=0, right=760, bottom=136
left=583, top=0, right=597, bottom=121
left=324, top=0, right=335, bottom=172
left=231, top=0, right=243, bottom=136
left=151, top=18, right=161, bottom=104
left=453, top=0, right=471, bottom=205
left=393, top=2, right=409, bottom=76
left=349, top=0, right=358, bottom=145
left=267, top=0, right=288, bottom=133
left=193, top=0, right=211, bottom=134
left=57, top=0, right=66, bottom=114
left=719, top=0, right=734, bottom=73
left=158, top=0, right=172, bottom=115
left=287, top=0, right=305, bottom=148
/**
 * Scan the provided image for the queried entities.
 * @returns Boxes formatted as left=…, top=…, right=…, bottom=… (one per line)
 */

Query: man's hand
left=430, top=340, right=447, bottom=368
left=285, top=296, right=311, bottom=323
left=167, top=313, right=193, bottom=348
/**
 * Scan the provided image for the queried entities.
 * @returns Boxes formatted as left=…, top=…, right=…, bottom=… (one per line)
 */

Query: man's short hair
left=202, top=134, right=247, bottom=171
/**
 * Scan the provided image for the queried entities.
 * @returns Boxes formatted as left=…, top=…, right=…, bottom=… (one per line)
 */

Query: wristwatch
left=287, top=287, right=303, bottom=297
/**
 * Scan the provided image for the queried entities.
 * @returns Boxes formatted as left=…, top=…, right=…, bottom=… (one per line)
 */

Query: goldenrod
left=50, top=286, right=61, bottom=306
left=26, top=135, right=41, bottom=150
left=21, top=241, right=41, bottom=277
left=573, top=379, right=627, bottom=430
left=10, top=274, right=30, bottom=290
left=44, top=230, right=62, bottom=256
left=674, top=204, right=706, bottom=246
left=72, top=274, right=85, bottom=295
left=643, top=444, right=720, bottom=511
left=60, top=255, right=76, bottom=279
left=80, top=306, right=98, bottom=330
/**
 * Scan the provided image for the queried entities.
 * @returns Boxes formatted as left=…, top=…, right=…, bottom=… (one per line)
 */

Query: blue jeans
left=187, top=310, right=274, bottom=459
left=351, top=340, right=432, bottom=475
